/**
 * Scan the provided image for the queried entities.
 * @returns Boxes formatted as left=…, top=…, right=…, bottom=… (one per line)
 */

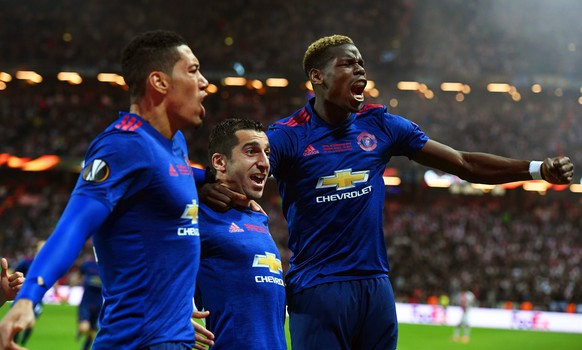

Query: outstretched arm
left=413, top=139, right=574, bottom=184
left=0, top=195, right=109, bottom=349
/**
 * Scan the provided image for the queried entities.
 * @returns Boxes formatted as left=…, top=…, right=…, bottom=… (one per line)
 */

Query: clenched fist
left=542, top=157, right=574, bottom=184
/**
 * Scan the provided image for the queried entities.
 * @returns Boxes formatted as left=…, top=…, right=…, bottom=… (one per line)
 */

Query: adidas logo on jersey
left=229, top=223, right=244, bottom=233
left=303, top=144, right=319, bottom=156
left=169, top=164, right=178, bottom=176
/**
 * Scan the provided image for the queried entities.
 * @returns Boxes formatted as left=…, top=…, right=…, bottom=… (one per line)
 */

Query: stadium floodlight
left=440, top=82, right=463, bottom=92
left=486, top=83, right=511, bottom=93
left=397, top=81, right=420, bottom=91
left=222, top=77, right=247, bottom=86
left=531, top=84, right=542, bottom=93
left=522, top=181, right=551, bottom=192
left=0, top=72, right=12, bottom=82
left=205, top=83, right=218, bottom=94
left=97, top=73, right=126, bottom=86
left=15, top=70, right=43, bottom=84
left=265, top=78, right=288, bottom=87
left=57, top=72, right=83, bottom=85
left=383, top=176, right=401, bottom=186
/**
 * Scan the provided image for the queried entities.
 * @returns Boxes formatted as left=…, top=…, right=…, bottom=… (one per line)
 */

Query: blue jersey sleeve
left=15, top=195, right=109, bottom=305
left=382, top=113, right=429, bottom=159
left=72, top=131, right=153, bottom=210
left=266, top=124, right=297, bottom=179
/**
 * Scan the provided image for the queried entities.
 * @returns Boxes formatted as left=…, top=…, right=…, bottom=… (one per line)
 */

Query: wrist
left=529, top=161, right=543, bottom=180
left=15, top=276, right=49, bottom=305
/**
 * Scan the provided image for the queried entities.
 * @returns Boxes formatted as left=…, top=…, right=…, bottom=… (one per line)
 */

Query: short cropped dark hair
left=208, top=118, right=265, bottom=161
left=303, top=34, right=354, bottom=78
left=121, top=30, right=188, bottom=103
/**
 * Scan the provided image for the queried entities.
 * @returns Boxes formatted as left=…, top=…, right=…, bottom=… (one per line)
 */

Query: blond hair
left=303, top=35, right=354, bottom=77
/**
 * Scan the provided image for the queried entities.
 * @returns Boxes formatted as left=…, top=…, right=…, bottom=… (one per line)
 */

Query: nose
left=257, top=151, right=270, bottom=172
left=199, top=73, right=209, bottom=90
left=354, top=63, right=365, bottom=76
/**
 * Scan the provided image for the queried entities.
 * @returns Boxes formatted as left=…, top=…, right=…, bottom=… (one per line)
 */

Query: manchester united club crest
left=357, top=132, right=377, bottom=152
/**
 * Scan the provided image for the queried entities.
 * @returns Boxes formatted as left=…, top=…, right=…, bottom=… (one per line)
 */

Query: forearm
left=448, top=152, right=532, bottom=184
left=16, top=195, right=109, bottom=305
left=414, top=140, right=535, bottom=185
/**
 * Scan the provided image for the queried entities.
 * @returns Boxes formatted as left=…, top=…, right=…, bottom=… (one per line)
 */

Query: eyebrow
left=242, top=141, right=270, bottom=149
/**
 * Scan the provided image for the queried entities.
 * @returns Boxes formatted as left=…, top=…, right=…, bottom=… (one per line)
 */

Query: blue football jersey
left=267, top=99, right=428, bottom=295
left=73, top=112, right=200, bottom=349
left=196, top=204, right=286, bottom=350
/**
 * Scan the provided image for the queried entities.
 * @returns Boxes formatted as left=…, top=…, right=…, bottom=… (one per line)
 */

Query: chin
left=247, top=189, right=263, bottom=200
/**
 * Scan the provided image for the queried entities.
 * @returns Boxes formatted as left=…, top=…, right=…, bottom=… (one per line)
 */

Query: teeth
left=251, top=174, right=265, bottom=183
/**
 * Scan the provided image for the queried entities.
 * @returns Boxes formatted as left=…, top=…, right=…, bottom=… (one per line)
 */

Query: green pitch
left=2, top=304, right=581, bottom=349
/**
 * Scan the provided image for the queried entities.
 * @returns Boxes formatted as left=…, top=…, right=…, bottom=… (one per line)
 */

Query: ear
left=309, top=68, right=323, bottom=86
left=148, top=71, right=169, bottom=94
left=211, top=153, right=227, bottom=173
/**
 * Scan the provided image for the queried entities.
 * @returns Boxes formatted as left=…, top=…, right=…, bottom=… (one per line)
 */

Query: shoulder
left=356, top=104, right=388, bottom=116
left=268, top=106, right=310, bottom=133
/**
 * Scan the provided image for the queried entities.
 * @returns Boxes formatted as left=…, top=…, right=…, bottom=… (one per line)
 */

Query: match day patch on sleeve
left=82, top=159, right=110, bottom=182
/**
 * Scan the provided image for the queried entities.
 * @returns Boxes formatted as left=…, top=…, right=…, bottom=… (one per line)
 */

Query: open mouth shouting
left=351, top=80, right=367, bottom=102
left=250, top=173, right=267, bottom=189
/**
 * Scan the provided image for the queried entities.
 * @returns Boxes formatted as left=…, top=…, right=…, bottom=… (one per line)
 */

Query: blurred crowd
left=2, top=0, right=582, bottom=312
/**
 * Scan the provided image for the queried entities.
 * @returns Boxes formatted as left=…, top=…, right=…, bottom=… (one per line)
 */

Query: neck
left=312, top=98, right=350, bottom=125
left=130, top=101, right=174, bottom=139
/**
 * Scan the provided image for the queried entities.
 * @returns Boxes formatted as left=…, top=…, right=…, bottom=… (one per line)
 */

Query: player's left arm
left=413, top=139, right=574, bottom=184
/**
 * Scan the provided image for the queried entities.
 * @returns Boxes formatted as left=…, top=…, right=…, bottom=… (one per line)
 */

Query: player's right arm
left=0, top=195, right=109, bottom=350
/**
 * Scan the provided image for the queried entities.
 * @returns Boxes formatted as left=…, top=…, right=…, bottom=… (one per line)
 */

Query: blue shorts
left=288, top=277, right=398, bottom=350
left=138, top=342, right=191, bottom=350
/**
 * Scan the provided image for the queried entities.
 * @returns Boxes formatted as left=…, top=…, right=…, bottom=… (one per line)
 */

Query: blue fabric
left=73, top=112, right=200, bottom=349
left=139, top=342, right=191, bottom=350
left=288, top=277, right=398, bottom=350
left=196, top=204, right=287, bottom=349
left=266, top=99, right=428, bottom=295
left=191, top=166, right=207, bottom=185
left=15, top=195, right=108, bottom=305
left=20, top=112, right=200, bottom=349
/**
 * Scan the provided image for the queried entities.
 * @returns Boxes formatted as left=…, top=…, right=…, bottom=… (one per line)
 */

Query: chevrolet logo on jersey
left=253, top=252, right=282, bottom=274
left=316, top=169, right=369, bottom=191
left=181, top=200, right=198, bottom=224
